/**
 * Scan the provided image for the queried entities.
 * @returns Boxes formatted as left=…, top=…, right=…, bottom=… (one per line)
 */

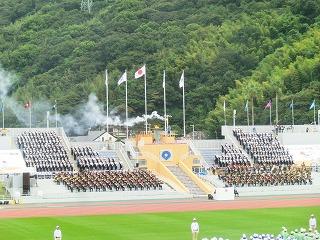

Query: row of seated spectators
left=218, top=163, right=312, bottom=187
left=17, top=131, right=73, bottom=172
left=214, top=144, right=250, bottom=167
left=54, top=170, right=163, bottom=192
left=233, top=129, right=293, bottom=165
left=71, top=147, right=122, bottom=171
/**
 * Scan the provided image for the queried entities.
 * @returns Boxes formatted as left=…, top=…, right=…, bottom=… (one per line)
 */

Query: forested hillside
left=0, top=0, right=320, bottom=136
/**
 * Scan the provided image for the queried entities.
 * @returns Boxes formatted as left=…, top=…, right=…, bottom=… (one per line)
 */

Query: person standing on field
left=54, top=225, right=62, bottom=240
left=309, top=214, right=317, bottom=232
left=191, top=218, right=199, bottom=240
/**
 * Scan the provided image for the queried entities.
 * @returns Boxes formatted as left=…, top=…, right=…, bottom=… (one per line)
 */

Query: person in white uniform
left=191, top=218, right=200, bottom=240
left=309, top=214, right=317, bottom=232
left=54, top=225, right=62, bottom=240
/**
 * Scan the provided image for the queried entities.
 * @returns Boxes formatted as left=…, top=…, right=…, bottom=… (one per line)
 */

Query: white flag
left=117, top=71, right=127, bottom=86
left=179, top=70, right=184, bottom=88
left=135, top=65, right=146, bottom=79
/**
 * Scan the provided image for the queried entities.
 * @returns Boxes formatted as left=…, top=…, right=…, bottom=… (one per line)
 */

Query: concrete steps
left=167, top=166, right=205, bottom=196
left=26, top=179, right=186, bottom=203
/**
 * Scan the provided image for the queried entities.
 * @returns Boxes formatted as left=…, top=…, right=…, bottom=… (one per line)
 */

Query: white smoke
left=127, top=111, right=165, bottom=126
left=0, top=66, right=165, bottom=135
left=56, top=94, right=123, bottom=135
left=56, top=94, right=165, bottom=134
left=0, top=67, right=15, bottom=99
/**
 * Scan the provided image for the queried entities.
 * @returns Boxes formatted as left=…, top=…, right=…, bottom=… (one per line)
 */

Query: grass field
left=0, top=206, right=319, bottom=240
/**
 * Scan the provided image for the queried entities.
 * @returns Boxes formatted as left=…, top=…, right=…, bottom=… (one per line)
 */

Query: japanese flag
left=135, top=65, right=146, bottom=79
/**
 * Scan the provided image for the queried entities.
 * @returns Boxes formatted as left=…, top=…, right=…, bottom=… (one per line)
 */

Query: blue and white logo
left=161, top=150, right=172, bottom=161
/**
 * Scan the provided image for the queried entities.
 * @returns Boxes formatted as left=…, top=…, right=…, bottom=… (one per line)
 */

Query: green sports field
left=0, top=206, right=318, bottom=240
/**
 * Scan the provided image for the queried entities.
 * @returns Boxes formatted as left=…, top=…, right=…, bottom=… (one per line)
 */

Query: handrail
left=117, top=144, right=134, bottom=170
left=187, top=140, right=208, bottom=168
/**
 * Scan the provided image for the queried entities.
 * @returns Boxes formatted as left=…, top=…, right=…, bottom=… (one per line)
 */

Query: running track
left=0, top=194, right=319, bottom=219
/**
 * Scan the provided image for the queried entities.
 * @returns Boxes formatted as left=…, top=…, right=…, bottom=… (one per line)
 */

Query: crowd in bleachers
left=233, top=129, right=293, bottom=165
left=218, top=163, right=312, bottom=187
left=71, top=147, right=122, bottom=171
left=17, top=131, right=73, bottom=172
left=214, top=144, right=250, bottom=167
left=54, top=170, right=163, bottom=192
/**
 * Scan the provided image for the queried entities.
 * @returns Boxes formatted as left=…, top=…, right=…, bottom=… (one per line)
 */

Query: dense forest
left=0, top=0, right=320, bottom=136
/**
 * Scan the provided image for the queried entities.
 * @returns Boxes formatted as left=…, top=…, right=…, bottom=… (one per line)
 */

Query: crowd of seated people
left=233, top=129, right=293, bottom=165
left=218, top=163, right=312, bottom=187
left=71, top=147, right=122, bottom=171
left=214, top=144, right=250, bottom=167
left=54, top=170, right=163, bottom=192
left=17, top=131, right=73, bottom=172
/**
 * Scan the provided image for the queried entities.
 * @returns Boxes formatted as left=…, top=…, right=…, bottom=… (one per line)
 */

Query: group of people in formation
left=71, top=146, right=122, bottom=171
left=17, top=131, right=73, bottom=172
left=191, top=214, right=317, bottom=240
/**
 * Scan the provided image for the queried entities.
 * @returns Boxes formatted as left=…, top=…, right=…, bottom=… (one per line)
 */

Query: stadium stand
left=71, top=146, right=123, bottom=171
left=54, top=170, right=163, bottom=192
left=17, top=131, right=73, bottom=172
left=233, top=129, right=293, bottom=165
left=214, top=143, right=250, bottom=167
left=218, top=163, right=312, bottom=187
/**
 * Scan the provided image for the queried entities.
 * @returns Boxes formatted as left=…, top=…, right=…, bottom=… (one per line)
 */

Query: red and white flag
left=135, top=65, right=146, bottom=79
left=24, top=101, right=31, bottom=109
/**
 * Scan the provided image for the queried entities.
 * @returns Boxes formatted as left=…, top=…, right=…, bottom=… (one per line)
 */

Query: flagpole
left=314, top=101, right=316, bottom=124
left=105, top=69, right=109, bottom=134
left=46, top=111, right=50, bottom=129
left=29, top=103, right=32, bottom=129
left=182, top=70, right=186, bottom=138
left=144, top=64, right=148, bottom=134
left=269, top=104, right=272, bottom=125
left=290, top=100, right=294, bottom=126
left=125, top=70, right=128, bottom=139
left=251, top=97, right=254, bottom=126
left=163, top=70, right=167, bottom=134
left=2, top=99, right=4, bottom=129
left=55, top=100, right=58, bottom=128
left=223, top=100, right=226, bottom=126
left=246, top=101, right=249, bottom=126
left=275, top=93, right=278, bottom=124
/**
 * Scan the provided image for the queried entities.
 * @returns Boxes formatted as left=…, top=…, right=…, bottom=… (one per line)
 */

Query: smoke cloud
left=0, top=66, right=165, bottom=135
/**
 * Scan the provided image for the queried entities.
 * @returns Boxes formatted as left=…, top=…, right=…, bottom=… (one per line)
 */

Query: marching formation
left=219, top=164, right=312, bottom=187
left=54, top=170, right=163, bottom=192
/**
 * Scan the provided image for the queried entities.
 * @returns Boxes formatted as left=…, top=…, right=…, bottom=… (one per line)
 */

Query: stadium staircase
left=167, top=166, right=206, bottom=196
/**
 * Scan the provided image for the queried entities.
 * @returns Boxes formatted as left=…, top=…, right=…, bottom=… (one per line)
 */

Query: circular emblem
left=161, top=150, right=172, bottom=161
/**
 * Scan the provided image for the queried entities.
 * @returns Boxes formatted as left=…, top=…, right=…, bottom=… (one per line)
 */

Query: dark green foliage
left=1, top=0, right=320, bottom=135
